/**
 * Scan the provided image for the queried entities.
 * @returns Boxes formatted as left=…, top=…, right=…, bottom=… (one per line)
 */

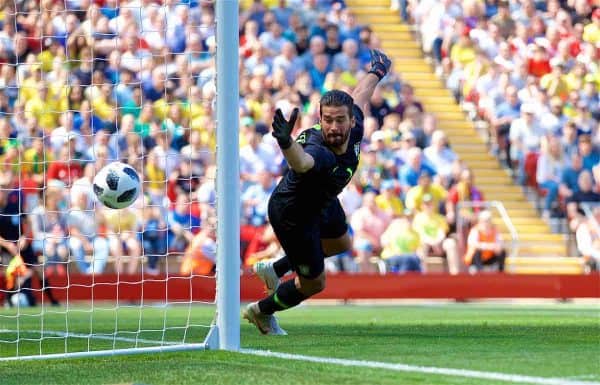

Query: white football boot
left=242, top=302, right=271, bottom=335
left=253, top=259, right=281, bottom=295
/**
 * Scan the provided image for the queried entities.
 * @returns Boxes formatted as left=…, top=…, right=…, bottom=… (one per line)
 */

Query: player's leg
left=254, top=199, right=351, bottom=286
left=256, top=224, right=324, bottom=309
left=245, top=222, right=324, bottom=334
left=255, top=230, right=351, bottom=283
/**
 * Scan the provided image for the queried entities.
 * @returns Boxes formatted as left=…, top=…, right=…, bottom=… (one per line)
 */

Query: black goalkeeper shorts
left=268, top=198, right=348, bottom=279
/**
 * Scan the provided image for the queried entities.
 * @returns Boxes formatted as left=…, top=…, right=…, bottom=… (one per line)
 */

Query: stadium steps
left=505, top=257, right=588, bottom=274
left=350, top=1, right=586, bottom=274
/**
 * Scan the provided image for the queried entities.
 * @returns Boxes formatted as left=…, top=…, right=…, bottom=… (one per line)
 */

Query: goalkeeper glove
left=271, top=107, right=299, bottom=150
left=368, top=49, right=392, bottom=81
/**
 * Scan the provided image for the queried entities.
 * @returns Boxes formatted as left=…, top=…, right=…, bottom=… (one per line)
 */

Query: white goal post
left=214, top=0, right=241, bottom=352
left=0, top=0, right=239, bottom=360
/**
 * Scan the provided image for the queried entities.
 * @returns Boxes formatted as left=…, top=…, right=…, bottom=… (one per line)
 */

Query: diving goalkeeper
left=243, top=50, right=392, bottom=334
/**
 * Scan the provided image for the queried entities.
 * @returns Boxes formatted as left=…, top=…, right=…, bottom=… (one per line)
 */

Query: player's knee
left=322, top=233, right=353, bottom=256
left=297, top=274, right=326, bottom=296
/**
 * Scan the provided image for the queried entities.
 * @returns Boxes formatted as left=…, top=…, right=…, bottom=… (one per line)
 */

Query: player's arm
left=272, top=108, right=315, bottom=173
left=352, top=50, right=392, bottom=113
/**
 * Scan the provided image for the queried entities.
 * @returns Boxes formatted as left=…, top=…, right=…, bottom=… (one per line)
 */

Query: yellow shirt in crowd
left=104, top=208, right=139, bottom=233
left=412, top=212, right=449, bottom=241
left=405, top=184, right=447, bottom=212
left=583, top=22, right=599, bottom=44
left=375, top=193, right=404, bottom=217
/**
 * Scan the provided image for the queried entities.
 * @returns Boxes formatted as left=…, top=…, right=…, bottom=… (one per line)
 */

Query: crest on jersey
left=296, top=132, right=307, bottom=144
left=354, top=142, right=361, bottom=160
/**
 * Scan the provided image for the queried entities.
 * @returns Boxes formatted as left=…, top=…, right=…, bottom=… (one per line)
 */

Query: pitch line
left=240, top=349, right=600, bottom=385
left=0, top=329, right=177, bottom=346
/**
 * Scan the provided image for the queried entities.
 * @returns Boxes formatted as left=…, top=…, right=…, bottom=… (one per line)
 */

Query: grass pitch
left=0, top=303, right=599, bottom=385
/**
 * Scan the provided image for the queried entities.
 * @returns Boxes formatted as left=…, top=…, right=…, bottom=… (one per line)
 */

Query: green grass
left=1, top=303, right=599, bottom=385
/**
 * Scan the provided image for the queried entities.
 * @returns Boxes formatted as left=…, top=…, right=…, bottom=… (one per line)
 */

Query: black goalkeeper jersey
left=269, top=105, right=364, bottom=223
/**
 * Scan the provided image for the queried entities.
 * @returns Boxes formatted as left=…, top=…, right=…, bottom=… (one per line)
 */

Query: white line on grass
left=240, top=349, right=600, bottom=385
left=1, top=329, right=597, bottom=385
left=0, top=329, right=178, bottom=346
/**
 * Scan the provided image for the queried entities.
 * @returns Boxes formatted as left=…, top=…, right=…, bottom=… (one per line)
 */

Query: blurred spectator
left=508, top=103, right=544, bottom=181
left=536, top=135, right=565, bottom=218
left=47, top=142, right=84, bottom=188
left=333, top=38, right=359, bottom=73
left=446, top=167, right=484, bottom=230
left=104, top=206, right=142, bottom=274
left=560, top=120, right=579, bottom=159
left=356, top=146, right=383, bottom=193
left=412, top=194, right=460, bottom=275
left=241, top=169, right=276, bottom=226
left=167, top=162, right=201, bottom=203
left=369, top=86, right=392, bottom=127
left=423, top=130, right=458, bottom=179
left=578, top=135, right=600, bottom=172
left=243, top=223, right=282, bottom=267
left=490, top=85, right=520, bottom=159
left=350, top=191, right=391, bottom=272
left=490, top=0, right=515, bottom=39
left=68, top=191, right=109, bottom=274
left=540, top=59, right=569, bottom=100
left=464, top=210, right=506, bottom=273
left=369, top=130, right=396, bottom=179
left=566, top=170, right=600, bottom=232
left=560, top=153, right=584, bottom=199
left=167, top=194, right=201, bottom=253
left=398, top=147, right=436, bottom=193
left=375, top=179, right=404, bottom=218
left=29, top=188, right=69, bottom=276
left=140, top=206, right=168, bottom=275
left=575, top=206, right=600, bottom=270
left=180, top=222, right=216, bottom=277
left=405, top=170, right=447, bottom=213
left=380, top=211, right=422, bottom=273
left=240, top=128, right=280, bottom=191
left=339, top=176, right=363, bottom=218
left=393, top=84, right=423, bottom=119
left=324, top=23, right=342, bottom=56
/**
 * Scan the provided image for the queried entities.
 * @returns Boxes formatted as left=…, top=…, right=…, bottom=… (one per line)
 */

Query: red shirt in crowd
left=527, top=58, right=552, bottom=77
left=46, top=161, right=83, bottom=186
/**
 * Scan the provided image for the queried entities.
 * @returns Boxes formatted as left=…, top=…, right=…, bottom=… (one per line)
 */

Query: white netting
left=0, top=0, right=218, bottom=358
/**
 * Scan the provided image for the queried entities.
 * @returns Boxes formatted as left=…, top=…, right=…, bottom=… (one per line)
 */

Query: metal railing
left=456, top=201, right=519, bottom=258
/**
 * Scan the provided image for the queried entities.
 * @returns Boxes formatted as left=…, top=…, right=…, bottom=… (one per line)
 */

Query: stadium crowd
left=0, top=0, right=597, bottom=289
left=410, top=0, right=599, bottom=267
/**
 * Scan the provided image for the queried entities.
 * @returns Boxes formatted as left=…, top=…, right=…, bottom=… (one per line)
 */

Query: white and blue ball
left=93, top=162, right=141, bottom=209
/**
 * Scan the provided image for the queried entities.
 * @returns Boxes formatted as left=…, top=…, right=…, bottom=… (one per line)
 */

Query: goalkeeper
left=243, top=50, right=392, bottom=334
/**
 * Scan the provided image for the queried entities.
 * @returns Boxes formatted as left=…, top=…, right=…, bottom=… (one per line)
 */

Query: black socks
left=273, top=256, right=292, bottom=277
left=258, top=279, right=308, bottom=315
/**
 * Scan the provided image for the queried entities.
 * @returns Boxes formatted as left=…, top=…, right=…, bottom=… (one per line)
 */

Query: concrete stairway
left=348, top=0, right=585, bottom=274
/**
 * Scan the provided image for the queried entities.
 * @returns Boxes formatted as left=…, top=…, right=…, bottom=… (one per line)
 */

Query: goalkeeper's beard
left=325, top=130, right=350, bottom=148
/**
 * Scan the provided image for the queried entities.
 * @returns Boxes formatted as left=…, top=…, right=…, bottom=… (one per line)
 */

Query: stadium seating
left=348, top=0, right=588, bottom=274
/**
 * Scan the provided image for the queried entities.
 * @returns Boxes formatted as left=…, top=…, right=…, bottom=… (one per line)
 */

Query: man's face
left=320, top=105, right=354, bottom=147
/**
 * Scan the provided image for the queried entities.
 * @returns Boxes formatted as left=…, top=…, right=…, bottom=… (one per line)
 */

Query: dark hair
left=319, top=90, right=354, bottom=118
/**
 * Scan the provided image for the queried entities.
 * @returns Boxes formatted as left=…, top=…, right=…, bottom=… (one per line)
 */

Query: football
left=93, top=162, right=141, bottom=209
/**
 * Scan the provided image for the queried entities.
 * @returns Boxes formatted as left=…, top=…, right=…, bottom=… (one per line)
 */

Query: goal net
left=0, top=0, right=239, bottom=360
